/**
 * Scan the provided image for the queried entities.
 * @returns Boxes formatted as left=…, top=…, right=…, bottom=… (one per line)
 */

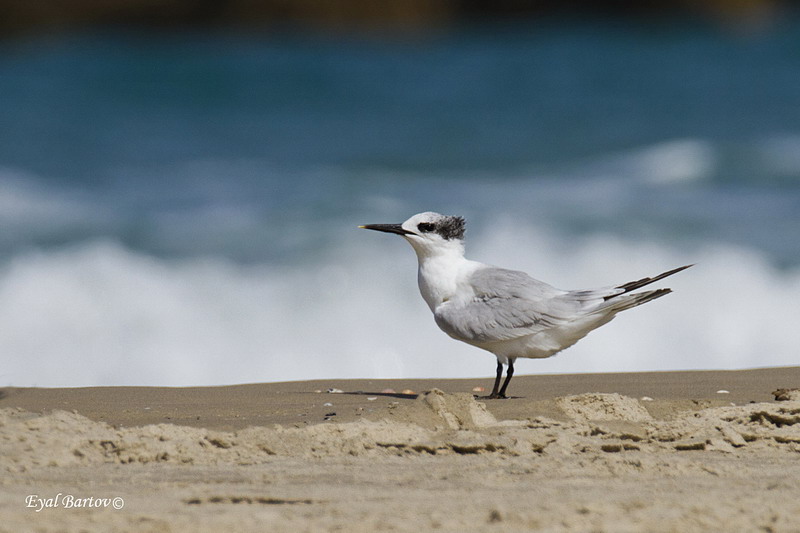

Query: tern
left=361, top=212, right=691, bottom=399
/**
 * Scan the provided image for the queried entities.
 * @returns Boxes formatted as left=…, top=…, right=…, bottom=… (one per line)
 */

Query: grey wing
left=434, top=267, right=576, bottom=344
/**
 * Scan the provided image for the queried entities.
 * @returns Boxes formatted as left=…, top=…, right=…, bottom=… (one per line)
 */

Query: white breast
left=417, top=254, right=482, bottom=312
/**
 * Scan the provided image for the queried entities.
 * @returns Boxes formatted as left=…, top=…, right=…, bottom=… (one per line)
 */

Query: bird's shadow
left=474, top=395, right=522, bottom=401
left=343, top=391, right=521, bottom=401
left=345, top=391, right=418, bottom=400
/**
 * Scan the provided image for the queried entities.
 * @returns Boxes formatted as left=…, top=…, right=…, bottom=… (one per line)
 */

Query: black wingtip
left=607, top=264, right=693, bottom=300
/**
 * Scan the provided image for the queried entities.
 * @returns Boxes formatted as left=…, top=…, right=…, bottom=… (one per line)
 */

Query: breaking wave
left=1, top=228, right=797, bottom=387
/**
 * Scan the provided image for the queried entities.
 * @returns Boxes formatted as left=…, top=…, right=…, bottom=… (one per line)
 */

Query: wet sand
left=2, top=367, right=799, bottom=532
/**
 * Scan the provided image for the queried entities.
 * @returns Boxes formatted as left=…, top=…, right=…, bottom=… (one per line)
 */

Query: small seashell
left=640, top=396, right=654, bottom=401
left=401, top=389, right=415, bottom=395
left=366, top=397, right=378, bottom=401
left=323, top=402, right=333, bottom=407
left=381, top=388, right=396, bottom=394
left=716, top=390, right=730, bottom=394
left=327, top=388, right=344, bottom=394
left=314, top=390, right=322, bottom=394
left=472, top=386, right=485, bottom=393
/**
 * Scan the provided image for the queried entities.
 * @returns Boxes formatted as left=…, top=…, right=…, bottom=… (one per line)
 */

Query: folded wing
left=434, top=266, right=572, bottom=344
left=434, top=264, right=691, bottom=345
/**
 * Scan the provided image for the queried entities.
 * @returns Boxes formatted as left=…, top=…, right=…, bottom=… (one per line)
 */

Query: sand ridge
left=3, top=390, right=799, bottom=471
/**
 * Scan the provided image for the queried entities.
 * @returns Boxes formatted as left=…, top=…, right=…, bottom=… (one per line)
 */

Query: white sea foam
left=1, top=225, right=798, bottom=387
left=631, top=139, right=717, bottom=184
left=537, top=138, right=717, bottom=186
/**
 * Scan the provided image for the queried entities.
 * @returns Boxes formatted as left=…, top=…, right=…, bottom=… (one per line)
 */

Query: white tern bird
left=361, top=211, right=691, bottom=399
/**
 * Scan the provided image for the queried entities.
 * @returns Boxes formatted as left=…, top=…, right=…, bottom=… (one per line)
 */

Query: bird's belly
left=478, top=335, right=563, bottom=360
left=477, top=320, right=603, bottom=360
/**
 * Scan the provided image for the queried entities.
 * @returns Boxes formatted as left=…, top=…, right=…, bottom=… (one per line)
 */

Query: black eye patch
left=417, top=222, right=436, bottom=233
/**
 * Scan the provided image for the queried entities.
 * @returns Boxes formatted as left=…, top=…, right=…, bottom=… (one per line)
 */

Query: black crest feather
left=437, top=215, right=466, bottom=240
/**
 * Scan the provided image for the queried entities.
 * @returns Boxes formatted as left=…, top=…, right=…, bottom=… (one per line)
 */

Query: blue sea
left=1, top=19, right=799, bottom=386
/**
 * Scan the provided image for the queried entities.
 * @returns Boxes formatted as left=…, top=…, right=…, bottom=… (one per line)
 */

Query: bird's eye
left=417, top=222, right=435, bottom=233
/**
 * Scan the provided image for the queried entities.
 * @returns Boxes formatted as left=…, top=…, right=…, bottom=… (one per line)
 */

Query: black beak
left=359, top=223, right=413, bottom=236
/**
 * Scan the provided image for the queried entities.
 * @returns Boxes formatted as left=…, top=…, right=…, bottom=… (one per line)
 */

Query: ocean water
left=1, top=20, right=799, bottom=386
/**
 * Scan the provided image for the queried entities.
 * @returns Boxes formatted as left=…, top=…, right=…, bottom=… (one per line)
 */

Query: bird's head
left=360, top=211, right=466, bottom=258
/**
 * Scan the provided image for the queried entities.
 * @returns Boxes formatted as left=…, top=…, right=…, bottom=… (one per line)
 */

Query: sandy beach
left=2, top=367, right=800, bottom=532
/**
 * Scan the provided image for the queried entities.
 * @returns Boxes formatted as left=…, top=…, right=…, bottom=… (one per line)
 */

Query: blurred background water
left=1, top=3, right=799, bottom=386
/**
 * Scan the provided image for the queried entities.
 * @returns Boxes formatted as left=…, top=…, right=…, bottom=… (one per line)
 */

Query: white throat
left=404, top=237, right=477, bottom=311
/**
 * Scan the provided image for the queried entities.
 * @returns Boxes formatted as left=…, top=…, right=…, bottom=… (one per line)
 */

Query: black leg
left=487, top=361, right=503, bottom=399
left=498, top=359, right=514, bottom=398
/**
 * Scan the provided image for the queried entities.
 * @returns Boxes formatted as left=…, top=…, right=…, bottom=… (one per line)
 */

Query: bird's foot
left=479, top=393, right=507, bottom=400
